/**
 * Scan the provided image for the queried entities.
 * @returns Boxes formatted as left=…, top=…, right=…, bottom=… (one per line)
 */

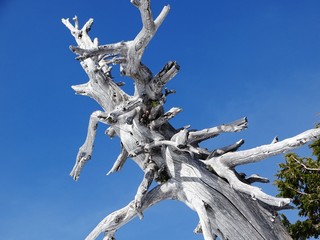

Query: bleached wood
left=107, top=143, right=128, bottom=175
left=148, top=107, right=182, bottom=129
left=207, top=139, right=245, bottom=158
left=147, top=61, right=180, bottom=99
left=207, top=128, right=320, bottom=168
left=70, top=110, right=108, bottom=180
left=188, top=117, right=247, bottom=144
left=201, top=128, right=320, bottom=206
left=62, top=1, right=320, bottom=239
left=85, top=180, right=178, bottom=240
left=134, top=161, right=157, bottom=219
left=245, top=174, right=270, bottom=184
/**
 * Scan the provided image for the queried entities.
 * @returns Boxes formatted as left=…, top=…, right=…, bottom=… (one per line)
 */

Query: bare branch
left=63, top=17, right=130, bottom=113
left=283, top=183, right=308, bottom=196
left=216, top=128, right=320, bottom=168
left=245, top=174, right=270, bottom=184
left=70, top=111, right=108, bottom=181
left=85, top=180, right=178, bottom=240
left=62, top=17, right=96, bottom=49
left=289, top=154, right=320, bottom=172
left=154, top=5, right=171, bottom=29
left=148, top=107, right=182, bottom=129
left=70, top=41, right=128, bottom=60
left=71, top=82, right=90, bottom=96
left=229, top=168, right=290, bottom=206
left=107, top=143, right=129, bottom=175
left=105, top=126, right=116, bottom=138
left=134, top=161, right=157, bottom=219
left=188, top=117, right=248, bottom=144
left=201, top=128, right=320, bottom=207
left=147, top=61, right=180, bottom=99
left=271, top=136, right=279, bottom=144
left=193, top=201, right=216, bottom=240
left=206, top=139, right=245, bottom=158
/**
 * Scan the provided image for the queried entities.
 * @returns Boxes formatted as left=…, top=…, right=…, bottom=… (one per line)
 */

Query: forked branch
left=202, top=128, right=320, bottom=206
left=69, top=0, right=171, bottom=89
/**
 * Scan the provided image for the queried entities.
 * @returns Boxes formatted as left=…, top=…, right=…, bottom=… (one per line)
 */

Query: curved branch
left=289, top=154, right=320, bottom=172
left=85, top=180, right=179, bottom=240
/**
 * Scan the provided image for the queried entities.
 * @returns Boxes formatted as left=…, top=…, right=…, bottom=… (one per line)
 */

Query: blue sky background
left=1, top=0, right=320, bottom=239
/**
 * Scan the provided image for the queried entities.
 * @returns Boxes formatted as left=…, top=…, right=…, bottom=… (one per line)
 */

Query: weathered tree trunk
left=62, top=1, right=320, bottom=239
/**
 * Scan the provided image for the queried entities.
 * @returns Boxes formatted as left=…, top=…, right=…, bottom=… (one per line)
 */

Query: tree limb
left=245, top=174, right=270, bottom=184
left=206, top=139, right=245, bottom=158
left=85, top=180, right=179, bottom=240
left=134, top=161, right=157, bottom=219
left=146, top=61, right=180, bottom=99
left=201, top=128, right=320, bottom=206
left=214, top=128, right=320, bottom=168
left=289, top=154, right=320, bottom=172
left=70, top=110, right=109, bottom=181
left=188, top=117, right=247, bottom=144
left=107, top=143, right=129, bottom=175
left=148, top=107, right=182, bottom=129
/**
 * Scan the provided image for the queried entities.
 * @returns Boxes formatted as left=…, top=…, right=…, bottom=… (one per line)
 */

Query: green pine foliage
left=276, top=139, right=320, bottom=240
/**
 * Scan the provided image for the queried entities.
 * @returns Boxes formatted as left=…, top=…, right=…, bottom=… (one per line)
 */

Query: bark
left=62, top=1, right=320, bottom=239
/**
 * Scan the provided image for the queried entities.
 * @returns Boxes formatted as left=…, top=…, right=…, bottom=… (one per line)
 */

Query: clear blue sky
left=1, top=0, right=320, bottom=239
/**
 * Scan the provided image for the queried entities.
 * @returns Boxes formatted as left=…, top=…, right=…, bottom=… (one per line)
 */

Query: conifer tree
left=276, top=138, right=320, bottom=239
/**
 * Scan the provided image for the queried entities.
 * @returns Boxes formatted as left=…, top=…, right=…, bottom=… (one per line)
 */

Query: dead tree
left=62, top=1, right=320, bottom=239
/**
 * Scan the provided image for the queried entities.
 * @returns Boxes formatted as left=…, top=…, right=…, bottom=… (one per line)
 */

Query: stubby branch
left=149, top=107, right=182, bottom=130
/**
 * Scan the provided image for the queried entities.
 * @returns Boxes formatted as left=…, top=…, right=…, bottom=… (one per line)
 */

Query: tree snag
left=62, top=1, right=320, bottom=239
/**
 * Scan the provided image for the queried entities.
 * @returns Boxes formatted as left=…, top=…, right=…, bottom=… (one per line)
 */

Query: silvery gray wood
left=62, top=1, right=320, bottom=239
